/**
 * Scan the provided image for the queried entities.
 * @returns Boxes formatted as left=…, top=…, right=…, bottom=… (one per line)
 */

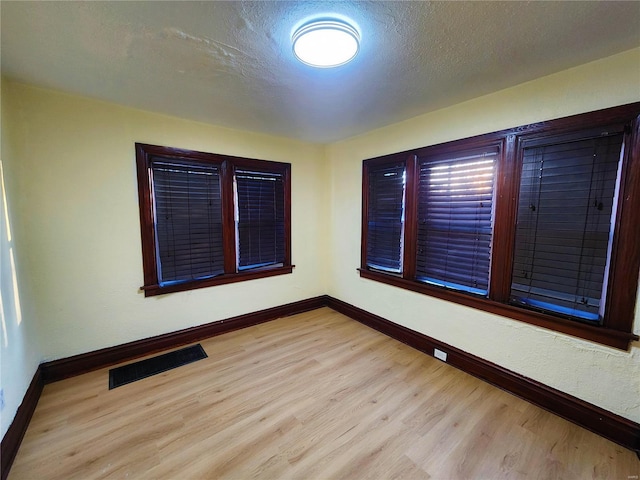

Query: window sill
left=358, top=268, right=638, bottom=350
left=142, top=265, right=294, bottom=297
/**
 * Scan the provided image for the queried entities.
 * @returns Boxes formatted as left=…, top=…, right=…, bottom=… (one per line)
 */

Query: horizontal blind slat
left=236, top=169, right=285, bottom=270
left=366, top=163, right=405, bottom=272
left=416, top=150, right=496, bottom=295
left=510, top=133, right=623, bottom=321
left=152, top=160, right=224, bottom=283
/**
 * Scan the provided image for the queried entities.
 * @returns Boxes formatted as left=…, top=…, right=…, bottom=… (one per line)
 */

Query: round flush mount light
left=292, top=19, right=360, bottom=68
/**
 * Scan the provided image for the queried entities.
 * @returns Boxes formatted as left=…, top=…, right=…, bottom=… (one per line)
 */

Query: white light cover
left=292, top=20, right=360, bottom=68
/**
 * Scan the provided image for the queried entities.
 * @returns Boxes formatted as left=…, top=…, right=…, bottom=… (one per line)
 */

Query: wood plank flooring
left=8, top=308, right=640, bottom=479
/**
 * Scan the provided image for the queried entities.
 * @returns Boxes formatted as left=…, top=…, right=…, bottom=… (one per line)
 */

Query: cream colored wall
left=2, top=47, right=639, bottom=439
left=3, top=80, right=329, bottom=362
left=326, top=48, right=640, bottom=422
left=1, top=78, right=43, bottom=438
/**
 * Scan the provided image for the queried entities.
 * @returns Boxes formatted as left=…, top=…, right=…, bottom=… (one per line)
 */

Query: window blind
left=510, top=133, right=623, bottom=322
left=151, top=159, right=224, bottom=284
left=235, top=169, right=285, bottom=271
left=366, top=162, right=405, bottom=273
left=416, top=149, right=496, bottom=295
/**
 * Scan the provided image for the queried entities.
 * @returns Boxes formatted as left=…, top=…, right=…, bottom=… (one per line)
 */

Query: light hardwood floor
left=9, top=307, right=639, bottom=479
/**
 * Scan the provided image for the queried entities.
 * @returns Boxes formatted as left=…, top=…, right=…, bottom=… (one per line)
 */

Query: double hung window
left=235, top=169, right=286, bottom=271
left=136, top=144, right=291, bottom=296
left=151, top=159, right=225, bottom=284
left=510, top=132, right=623, bottom=322
left=360, top=104, right=640, bottom=349
left=365, top=161, right=405, bottom=273
left=416, top=148, right=497, bottom=296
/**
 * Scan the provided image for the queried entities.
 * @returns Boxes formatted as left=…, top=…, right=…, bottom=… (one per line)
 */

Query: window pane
left=416, top=149, right=496, bottom=295
left=235, top=169, right=285, bottom=271
left=510, top=133, right=623, bottom=322
left=152, top=159, right=224, bottom=284
left=366, top=163, right=405, bottom=273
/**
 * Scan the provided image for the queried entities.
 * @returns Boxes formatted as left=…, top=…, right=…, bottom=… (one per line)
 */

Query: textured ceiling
left=2, top=1, right=639, bottom=143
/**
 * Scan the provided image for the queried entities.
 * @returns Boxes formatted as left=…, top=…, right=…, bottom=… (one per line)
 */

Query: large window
left=510, top=132, right=622, bottom=322
left=365, top=160, right=405, bottom=273
left=416, top=147, right=497, bottom=296
left=136, top=144, right=291, bottom=296
left=360, top=104, right=640, bottom=349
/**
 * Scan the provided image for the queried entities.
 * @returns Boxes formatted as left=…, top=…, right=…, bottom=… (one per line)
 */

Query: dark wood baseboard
left=4, top=294, right=638, bottom=480
left=325, top=296, right=640, bottom=455
left=41, top=296, right=327, bottom=383
left=1, top=366, right=44, bottom=480
left=2, top=296, right=326, bottom=480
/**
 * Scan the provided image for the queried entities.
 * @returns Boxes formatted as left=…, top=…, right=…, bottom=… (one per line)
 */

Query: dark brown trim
left=367, top=103, right=640, bottom=163
left=360, top=103, right=640, bottom=350
left=605, top=115, right=640, bottom=332
left=283, top=165, right=292, bottom=269
left=360, top=152, right=414, bottom=271
left=41, top=296, right=326, bottom=383
left=221, top=159, right=236, bottom=275
left=1, top=366, right=44, bottom=480
left=135, top=143, right=293, bottom=297
left=490, top=134, right=518, bottom=304
left=359, top=268, right=638, bottom=350
left=360, top=160, right=369, bottom=270
left=324, top=296, right=640, bottom=455
left=142, top=265, right=294, bottom=297
left=402, top=154, right=418, bottom=280
left=135, top=142, right=160, bottom=290
left=4, top=295, right=639, bottom=480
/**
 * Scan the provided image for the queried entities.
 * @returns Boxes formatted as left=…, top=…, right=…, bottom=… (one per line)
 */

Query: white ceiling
left=2, top=1, right=639, bottom=143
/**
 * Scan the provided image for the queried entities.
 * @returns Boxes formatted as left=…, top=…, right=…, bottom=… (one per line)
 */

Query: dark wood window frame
left=136, top=143, right=292, bottom=297
left=360, top=103, right=640, bottom=350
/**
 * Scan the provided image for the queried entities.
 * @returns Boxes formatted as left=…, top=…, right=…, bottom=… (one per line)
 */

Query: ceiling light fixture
left=292, top=19, right=360, bottom=68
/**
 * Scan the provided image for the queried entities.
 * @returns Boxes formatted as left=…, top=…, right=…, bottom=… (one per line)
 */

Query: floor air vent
left=109, top=344, right=207, bottom=389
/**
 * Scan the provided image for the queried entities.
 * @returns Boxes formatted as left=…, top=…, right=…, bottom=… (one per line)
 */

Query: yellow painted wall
left=2, top=47, right=639, bottom=438
left=2, top=80, right=329, bottom=365
left=1, top=77, right=43, bottom=438
left=326, top=48, right=640, bottom=422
